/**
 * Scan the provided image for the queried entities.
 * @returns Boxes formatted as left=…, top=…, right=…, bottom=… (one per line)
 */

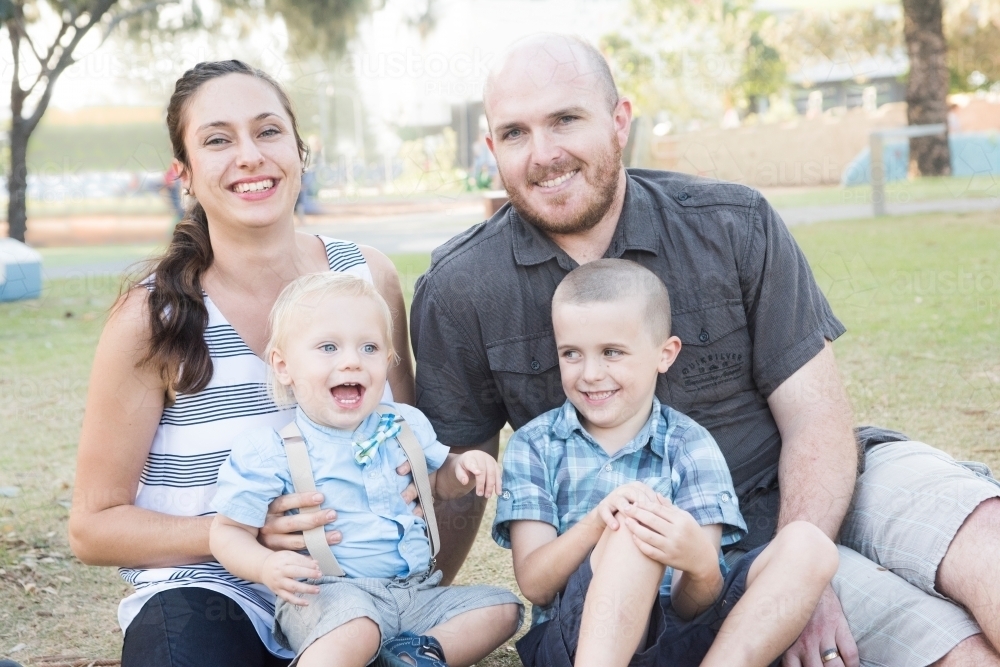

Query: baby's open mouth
left=232, top=178, right=274, bottom=194
left=331, top=382, right=365, bottom=407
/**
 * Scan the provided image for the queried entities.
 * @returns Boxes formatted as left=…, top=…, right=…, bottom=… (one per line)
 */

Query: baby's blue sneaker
left=374, top=631, right=448, bottom=667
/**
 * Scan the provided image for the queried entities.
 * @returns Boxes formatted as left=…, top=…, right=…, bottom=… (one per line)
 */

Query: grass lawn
left=763, top=174, right=999, bottom=209
left=2, top=211, right=1000, bottom=664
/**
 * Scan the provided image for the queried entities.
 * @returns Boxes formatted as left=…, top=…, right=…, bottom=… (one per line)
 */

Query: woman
left=69, top=61, right=415, bottom=666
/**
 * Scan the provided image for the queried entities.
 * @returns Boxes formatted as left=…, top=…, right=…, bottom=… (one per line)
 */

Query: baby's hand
left=593, top=481, right=657, bottom=530
left=260, top=550, right=322, bottom=606
left=454, top=450, right=502, bottom=498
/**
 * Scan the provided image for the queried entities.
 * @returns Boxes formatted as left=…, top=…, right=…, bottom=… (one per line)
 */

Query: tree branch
left=24, top=19, right=73, bottom=99
left=101, top=0, right=177, bottom=43
left=22, top=0, right=118, bottom=133
left=8, top=18, right=24, bottom=120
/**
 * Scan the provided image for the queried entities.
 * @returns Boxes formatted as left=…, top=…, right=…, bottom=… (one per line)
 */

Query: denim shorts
left=516, top=545, right=767, bottom=667
left=274, top=568, right=522, bottom=664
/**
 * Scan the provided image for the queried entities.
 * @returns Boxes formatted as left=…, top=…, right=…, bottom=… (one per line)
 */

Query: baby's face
left=272, top=293, right=390, bottom=431
left=553, top=297, right=678, bottom=442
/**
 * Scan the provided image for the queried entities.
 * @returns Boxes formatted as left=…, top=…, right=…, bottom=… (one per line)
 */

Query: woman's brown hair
left=138, top=60, right=308, bottom=396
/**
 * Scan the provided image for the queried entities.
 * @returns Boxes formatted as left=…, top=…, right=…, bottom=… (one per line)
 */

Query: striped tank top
left=117, top=237, right=378, bottom=657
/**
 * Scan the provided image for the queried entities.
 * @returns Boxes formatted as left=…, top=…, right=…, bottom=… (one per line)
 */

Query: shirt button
left=677, top=192, right=690, bottom=201
left=502, top=490, right=511, bottom=500
left=719, top=491, right=731, bottom=503
left=369, top=472, right=378, bottom=479
left=699, top=329, right=710, bottom=343
left=604, top=464, right=613, bottom=472
left=530, top=359, right=541, bottom=371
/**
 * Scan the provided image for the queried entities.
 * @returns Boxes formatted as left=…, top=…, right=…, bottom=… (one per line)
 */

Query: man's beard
left=499, top=135, right=622, bottom=236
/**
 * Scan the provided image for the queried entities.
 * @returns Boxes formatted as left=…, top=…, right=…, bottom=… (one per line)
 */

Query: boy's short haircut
left=553, top=259, right=672, bottom=341
left=265, top=272, right=395, bottom=405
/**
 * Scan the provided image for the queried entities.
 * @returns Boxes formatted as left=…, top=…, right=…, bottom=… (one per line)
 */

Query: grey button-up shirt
left=411, top=169, right=846, bottom=549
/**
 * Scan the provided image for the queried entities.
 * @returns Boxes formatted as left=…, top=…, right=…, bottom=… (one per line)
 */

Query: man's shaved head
left=484, top=33, right=619, bottom=123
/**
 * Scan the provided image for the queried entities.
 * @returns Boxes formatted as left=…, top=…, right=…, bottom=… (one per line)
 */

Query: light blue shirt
left=212, top=402, right=450, bottom=579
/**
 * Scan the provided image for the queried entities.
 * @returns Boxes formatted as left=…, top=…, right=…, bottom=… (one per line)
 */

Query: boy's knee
left=772, top=521, right=839, bottom=578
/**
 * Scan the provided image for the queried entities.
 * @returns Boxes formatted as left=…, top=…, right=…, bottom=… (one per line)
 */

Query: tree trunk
left=902, top=0, right=951, bottom=176
left=6, top=118, right=29, bottom=242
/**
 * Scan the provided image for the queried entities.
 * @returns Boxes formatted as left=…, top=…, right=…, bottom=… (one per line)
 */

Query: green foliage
left=737, top=30, right=786, bottom=106
left=601, top=0, right=778, bottom=122
left=26, top=122, right=172, bottom=172
left=262, top=0, right=369, bottom=56
left=945, top=5, right=1000, bottom=92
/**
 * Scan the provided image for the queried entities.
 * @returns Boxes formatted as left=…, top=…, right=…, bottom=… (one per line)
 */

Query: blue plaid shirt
left=493, top=398, right=747, bottom=624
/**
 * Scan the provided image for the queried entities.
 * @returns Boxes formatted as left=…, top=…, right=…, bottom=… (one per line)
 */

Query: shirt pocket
left=668, top=300, right=754, bottom=405
left=485, top=331, right=564, bottom=425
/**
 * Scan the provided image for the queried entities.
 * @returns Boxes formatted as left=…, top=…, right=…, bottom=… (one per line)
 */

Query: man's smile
left=536, top=170, right=579, bottom=190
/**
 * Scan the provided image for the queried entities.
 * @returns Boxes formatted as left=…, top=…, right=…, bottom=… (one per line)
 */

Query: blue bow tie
left=352, top=413, right=401, bottom=466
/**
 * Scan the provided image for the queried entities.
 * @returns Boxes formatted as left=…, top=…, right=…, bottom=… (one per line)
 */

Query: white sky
left=1, top=0, right=899, bottom=145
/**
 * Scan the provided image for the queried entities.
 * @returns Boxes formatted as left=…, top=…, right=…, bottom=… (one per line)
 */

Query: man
left=410, top=33, right=1000, bottom=666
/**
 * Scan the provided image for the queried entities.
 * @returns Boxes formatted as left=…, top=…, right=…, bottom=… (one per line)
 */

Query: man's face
left=485, top=49, right=631, bottom=236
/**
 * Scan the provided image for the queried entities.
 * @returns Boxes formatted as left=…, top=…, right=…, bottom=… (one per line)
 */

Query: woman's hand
left=396, top=460, right=423, bottom=517
left=260, top=551, right=321, bottom=606
left=258, top=492, right=342, bottom=551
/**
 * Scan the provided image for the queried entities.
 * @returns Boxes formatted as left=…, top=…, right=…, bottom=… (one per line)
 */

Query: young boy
left=493, top=259, right=838, bottom=667
left=210, top=272, right=522, bottom=667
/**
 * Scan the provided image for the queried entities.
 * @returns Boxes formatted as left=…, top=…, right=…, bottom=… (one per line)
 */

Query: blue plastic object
left=842, top=131, right=1000, bottom=186
left=0, top=238, right=42, bottom=302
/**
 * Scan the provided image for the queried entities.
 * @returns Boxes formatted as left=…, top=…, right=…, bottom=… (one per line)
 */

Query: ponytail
left=140, top=202, right=214, bottom=394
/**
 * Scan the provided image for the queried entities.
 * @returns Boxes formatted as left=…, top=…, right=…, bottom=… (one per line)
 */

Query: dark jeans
left=517, top=545, right=770, bottom=667
left=122, top=587, right=290, bottom=667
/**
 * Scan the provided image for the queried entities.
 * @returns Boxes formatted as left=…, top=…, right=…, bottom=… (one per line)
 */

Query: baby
left=210, top=272, right=521, bottom=667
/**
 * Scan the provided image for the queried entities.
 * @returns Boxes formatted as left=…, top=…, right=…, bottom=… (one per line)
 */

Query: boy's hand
left=592, top=481, right=658, bottom=530
left=260, top=550, right=322, bottom=606
left=622, top=493, right=718, bottom=578
left=454, top=450, right=502, bottom=498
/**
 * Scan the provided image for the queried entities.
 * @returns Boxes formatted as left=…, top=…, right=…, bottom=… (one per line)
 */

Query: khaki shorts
left=834, top=441, right=1000, bottom=666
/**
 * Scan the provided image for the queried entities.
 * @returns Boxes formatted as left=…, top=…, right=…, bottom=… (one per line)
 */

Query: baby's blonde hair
left=265, top=272, right=395, bottom=406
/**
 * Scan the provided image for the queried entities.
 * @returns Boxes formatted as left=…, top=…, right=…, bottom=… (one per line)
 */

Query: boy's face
left=553, top=297, right=681, bottom=446
left=271, top=293, right=390, bottom=431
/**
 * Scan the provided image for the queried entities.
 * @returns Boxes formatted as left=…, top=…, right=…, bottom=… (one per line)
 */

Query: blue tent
left=0, top=238, right=42, bottom=302
left=842, top=132, right=1000, bottom=186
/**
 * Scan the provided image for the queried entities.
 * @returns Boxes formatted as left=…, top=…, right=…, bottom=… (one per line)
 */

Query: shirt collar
left=511, top=172, right=660, bottom=268
left=295, top=406, right=380, bottom=443
left=551, top=396, right=666, bottom=459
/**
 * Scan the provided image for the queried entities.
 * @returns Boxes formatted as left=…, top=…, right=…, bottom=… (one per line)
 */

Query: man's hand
left=622, top=494, right=717, bottom=577
left=591, top=481, right=657, bottom=530
left=454, top=450, right=502, bottom=498
left=782, top=585, right=858, bottom=667
left=258, top=492, right=341, bottom=551
left=260, top=550, right=321, bottom=606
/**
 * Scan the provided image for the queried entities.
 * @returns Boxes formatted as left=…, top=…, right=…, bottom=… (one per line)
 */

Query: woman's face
left=177, top=73, right=302, bottom=232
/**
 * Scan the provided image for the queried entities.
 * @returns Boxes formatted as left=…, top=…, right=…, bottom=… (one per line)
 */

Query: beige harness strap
left=279, top=405, right=439, bottom=577
left=380, top=404, right=440, bottom=560
left=280, top=421, right=346, bottom=577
